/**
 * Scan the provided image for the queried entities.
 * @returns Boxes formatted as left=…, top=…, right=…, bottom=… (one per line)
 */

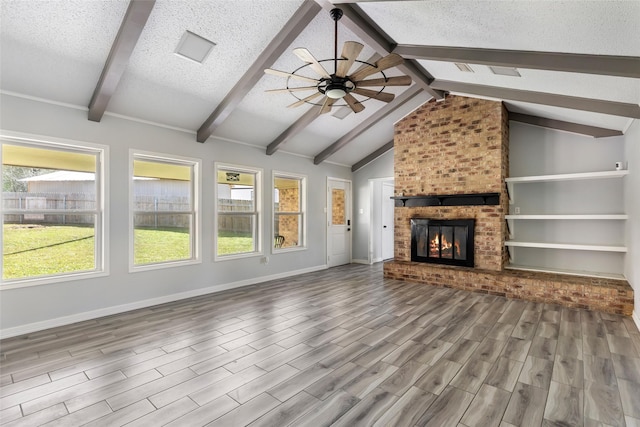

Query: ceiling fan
left=264, top=8, right=412, bottom=115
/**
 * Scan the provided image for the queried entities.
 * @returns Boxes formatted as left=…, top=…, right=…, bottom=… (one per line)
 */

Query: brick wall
left=393, top=95, right=509, bottom=271
left=331, top=188, right=346, bottom=225
left=383, top=94, right=633, bottom=315
left=276, top=187, right=299, bottom=248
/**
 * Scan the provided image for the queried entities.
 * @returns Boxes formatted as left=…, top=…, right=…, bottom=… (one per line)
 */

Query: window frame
left=129, top=150, right=201, bottom=272
left=214, top=162, right=263, bottom=261
left=272, top=171, right=307, bottom=254
left=1, top=132, right=109, bottom=289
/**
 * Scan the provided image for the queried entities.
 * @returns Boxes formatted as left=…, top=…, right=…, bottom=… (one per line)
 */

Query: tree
left=2, top=166, right=48, bottom=192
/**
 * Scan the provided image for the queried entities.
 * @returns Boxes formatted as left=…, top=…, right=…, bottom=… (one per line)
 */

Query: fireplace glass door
left=411, top=219, right=475, bottom=267
left=428, top=225, right=468, bottom=261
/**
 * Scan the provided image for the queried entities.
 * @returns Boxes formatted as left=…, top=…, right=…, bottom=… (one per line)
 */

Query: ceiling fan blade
left=350, top=53, right=405, bottom=81
left=355, top=76, right=412, bottom=87
left=293, top=48, right=331, bottom=79
left=343, top=93, right=364, bottom=113
left=352, top=88, right=395, bottom=103
left=264, top=68, right=319, bottom=84
left=336, top=41, right=364, bottom=78
left=287, top=92, right=323, bottom=108
left=265, top=86, right=319, bottom=94
left=352, top=53, right=382, bottom=75
left=320, top=97, right=336, bottom=114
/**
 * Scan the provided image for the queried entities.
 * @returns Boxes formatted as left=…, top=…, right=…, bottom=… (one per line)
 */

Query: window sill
left=129, top=258, right=201, bottom=273
left=272, top=246, right=307, bottom=255
left=1, top=270, right=109, bottom=290
left=214, top=251, right=263, bottom=262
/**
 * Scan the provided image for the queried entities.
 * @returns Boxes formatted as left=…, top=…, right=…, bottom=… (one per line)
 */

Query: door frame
left=327, top=177, right=352, bottom=267
left=368, top=177, right=394, bottom=264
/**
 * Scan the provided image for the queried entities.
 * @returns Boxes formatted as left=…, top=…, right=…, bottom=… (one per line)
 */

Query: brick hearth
left=383, top=95, right=633, bottom=315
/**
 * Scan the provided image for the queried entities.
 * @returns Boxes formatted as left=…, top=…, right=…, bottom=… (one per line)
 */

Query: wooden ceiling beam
left=394, top=45, right=640, bottom=78
left=88, top=0, right=155, bottom=122
left=315, top=0, right=444, bottom=100
left=351, top=140, right=393, bottom=172
left=196, top=2, right=321, bottom=143
left=431, top=80, right=640, bottom=118
left=314, top=85, right=422, bottom=165
left=509, top=112, right=623, bottom=138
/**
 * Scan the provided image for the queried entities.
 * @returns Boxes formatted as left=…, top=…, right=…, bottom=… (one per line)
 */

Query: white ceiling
left=1, top=0, right=638, bottom=167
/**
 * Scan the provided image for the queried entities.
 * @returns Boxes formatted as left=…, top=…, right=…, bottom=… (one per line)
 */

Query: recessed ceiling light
left=332, top=106, right=352, bottom=120
left=175, top=30, right=215, bottom=64
left=455, top=63, right=474, bottom=72
left=489, top=66, right=521, bottom=77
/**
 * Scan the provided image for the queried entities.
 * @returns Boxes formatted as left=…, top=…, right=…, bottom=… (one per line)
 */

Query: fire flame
left=430, top=233, right=461, bottom=257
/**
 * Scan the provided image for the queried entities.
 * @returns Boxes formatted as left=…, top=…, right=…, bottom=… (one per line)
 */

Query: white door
left=327, top=178, right=351, bottom=267
left=381, top=182, right=395, bottom=260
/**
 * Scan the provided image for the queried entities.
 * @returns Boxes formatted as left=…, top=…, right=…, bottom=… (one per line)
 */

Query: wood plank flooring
left=1, top=263, right=639, bottom=426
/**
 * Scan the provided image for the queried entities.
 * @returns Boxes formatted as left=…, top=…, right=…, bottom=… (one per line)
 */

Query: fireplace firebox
left=411, top=219, right=475, bottom=267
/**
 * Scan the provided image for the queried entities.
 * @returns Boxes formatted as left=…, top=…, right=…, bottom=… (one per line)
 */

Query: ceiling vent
left=332, top=106, right=352, bottom=120
left=175, top=31, right=215, bottom=64
left=489, top=66, right=521, bottom=77
left=455, top=63, right=474, bottom=72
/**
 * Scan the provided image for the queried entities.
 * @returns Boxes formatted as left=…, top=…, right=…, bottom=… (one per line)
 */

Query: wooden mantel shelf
left=391, top=192, right=500, bottom=207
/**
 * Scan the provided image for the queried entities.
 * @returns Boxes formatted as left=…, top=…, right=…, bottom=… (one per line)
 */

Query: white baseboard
left=633, top=310, right=640, bottom=333
left=351, top=259, right=370, bottom=265
left=0, top=264, right=328, bottom=339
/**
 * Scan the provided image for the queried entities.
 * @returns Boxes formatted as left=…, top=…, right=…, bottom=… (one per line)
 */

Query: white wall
left=0, top=94, right=351, bottom=335
left=352, top=150, right=394, bottom=262
left=623, top=119, right=640, bottom=326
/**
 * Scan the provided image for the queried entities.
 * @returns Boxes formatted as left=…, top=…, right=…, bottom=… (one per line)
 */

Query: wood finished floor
left=1, top=263, right=640, bottom=427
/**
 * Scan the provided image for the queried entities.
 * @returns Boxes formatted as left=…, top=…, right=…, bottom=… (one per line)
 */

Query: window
left=1, top=134, right=107, bottom=287
left=273, top=172, right=306, bottom=251
left=215, top=163, right=262, bottom=259
left=130, top=151, right=200, bottom=270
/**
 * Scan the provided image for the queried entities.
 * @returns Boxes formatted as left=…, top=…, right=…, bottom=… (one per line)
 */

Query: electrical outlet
left=262, top=256, right=269, bottom=265
left=514, top=207, right=521, bottom=214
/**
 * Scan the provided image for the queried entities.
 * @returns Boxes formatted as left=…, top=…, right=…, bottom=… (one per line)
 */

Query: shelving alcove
left=504, top=170, right=629, bottom=279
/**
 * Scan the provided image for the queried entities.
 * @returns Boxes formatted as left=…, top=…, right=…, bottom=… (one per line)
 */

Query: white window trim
left=129, top=149, right=202, bottom=273
left=0, top=131, right=109, bottom=290
left=214, top=162, right=263, bottom=262
left=272, top=170, right=307, bottom=254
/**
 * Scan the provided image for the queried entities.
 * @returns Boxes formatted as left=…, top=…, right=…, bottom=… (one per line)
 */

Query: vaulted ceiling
left=1, top=0, right=639, bottom=169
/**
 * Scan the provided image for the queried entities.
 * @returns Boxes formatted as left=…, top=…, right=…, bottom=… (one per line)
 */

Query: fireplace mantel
left=392, top=192, right=500, bottom=207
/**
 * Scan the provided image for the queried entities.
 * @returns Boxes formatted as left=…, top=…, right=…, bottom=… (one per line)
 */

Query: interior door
left=381, top=181, right=395, bottom=260
left=327, top=178, right=351, bottom=267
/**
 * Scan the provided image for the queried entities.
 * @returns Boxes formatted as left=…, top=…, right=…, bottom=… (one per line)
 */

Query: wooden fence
left=3, top=193, right=255, bottom=233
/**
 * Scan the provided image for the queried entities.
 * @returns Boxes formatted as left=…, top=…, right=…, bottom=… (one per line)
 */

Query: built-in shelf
left=505, top=214, right=628, bottom=220
left=504, top=240, right=627, bottom=252
left=505, top=170, right=628, bottom=205
left=505, top=264, right=626, bottom=280
left=505, top=167, right=628, bottom=278
left=505, top=170, right=629, bottom=184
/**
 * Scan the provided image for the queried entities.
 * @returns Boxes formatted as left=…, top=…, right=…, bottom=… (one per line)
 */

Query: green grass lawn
left=217, top=230, right=254, bottom=256
left=3, top=224, right=95, bottom=279
left=134, top=227, right=191, bottom=265
left=2, top=224, right=255, bottom=280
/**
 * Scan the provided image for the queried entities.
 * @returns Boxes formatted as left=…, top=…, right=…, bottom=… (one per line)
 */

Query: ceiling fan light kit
left=264, top=8, right=412, bottom=114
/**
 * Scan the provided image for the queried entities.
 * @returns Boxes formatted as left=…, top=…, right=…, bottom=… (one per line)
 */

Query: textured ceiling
left=1, top=0, right=638, bottom=167
left=359, top=1, right=640, bottom=55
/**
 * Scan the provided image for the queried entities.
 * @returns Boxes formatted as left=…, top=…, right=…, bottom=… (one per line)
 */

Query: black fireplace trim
left=392, top=193, right=499, bottom=207
left=411, top=218, right=475, bottom=268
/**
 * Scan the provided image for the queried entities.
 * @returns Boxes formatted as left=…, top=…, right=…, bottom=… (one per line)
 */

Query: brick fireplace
left=383, top=95, right=633, bottom=315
